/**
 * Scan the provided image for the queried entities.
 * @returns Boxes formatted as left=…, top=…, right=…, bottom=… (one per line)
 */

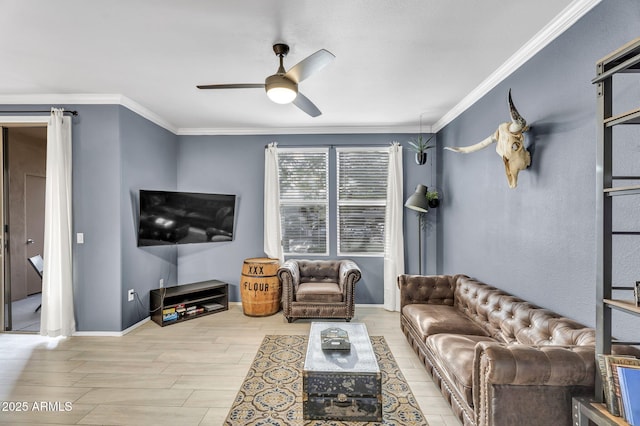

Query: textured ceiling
left=0, top=0, right=597, bottom=134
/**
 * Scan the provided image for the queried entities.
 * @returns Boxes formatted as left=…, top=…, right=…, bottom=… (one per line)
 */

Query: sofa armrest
left=472, top=342, right=595, bottom=426
left=473, top=341, right=595, bottom=387
left=397, top=274, right=458, bottom=310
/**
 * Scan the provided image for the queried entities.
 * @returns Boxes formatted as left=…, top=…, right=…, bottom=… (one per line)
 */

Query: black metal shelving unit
left=592, top=37, right=640, bottom=409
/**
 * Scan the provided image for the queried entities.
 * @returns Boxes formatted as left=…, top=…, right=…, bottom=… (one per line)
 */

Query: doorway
left=2, top=126, right=47, bottom=332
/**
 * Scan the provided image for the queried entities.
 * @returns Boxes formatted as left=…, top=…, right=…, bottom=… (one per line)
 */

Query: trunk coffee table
left=302, top=322, right=382, bottom=421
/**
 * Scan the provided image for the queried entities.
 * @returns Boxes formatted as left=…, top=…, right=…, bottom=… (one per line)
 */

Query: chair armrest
left=338, top=260, right=361, bottom=288
left=338, top=260, right=361, bottom=310
left=278, top=260, right=300, bottom=313
left=397, top=274, right=457, bottom=309
left=277, top=260, right=300, bottom=290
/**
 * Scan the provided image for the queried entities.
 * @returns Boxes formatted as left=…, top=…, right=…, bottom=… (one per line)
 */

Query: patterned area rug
left=225, top=335, right=427, bottom=425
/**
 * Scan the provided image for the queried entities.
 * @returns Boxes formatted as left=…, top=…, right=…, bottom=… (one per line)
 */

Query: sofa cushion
left=513, top=312, right=596, bottom=346
left=402, top=304, right=490, bottom=340
left=299, top=261, right=341, bottom=281
left=427, top=333, right=497, bottom=406
left=296, top=282, right=343, bottom=303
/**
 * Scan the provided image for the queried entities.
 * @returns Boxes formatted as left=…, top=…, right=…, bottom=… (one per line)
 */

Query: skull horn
left=508, top=89, right=526, bottom=131
left=444, top=135, right=495, bottom=153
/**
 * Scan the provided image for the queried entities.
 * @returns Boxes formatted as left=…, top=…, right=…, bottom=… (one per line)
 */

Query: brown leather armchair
left=277, top=259, right=361, bottom=323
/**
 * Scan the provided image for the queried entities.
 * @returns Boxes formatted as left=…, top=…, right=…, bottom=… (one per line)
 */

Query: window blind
left=336, top=148, right=389, bottom=255
left=278, top=148, right=329, bottom=255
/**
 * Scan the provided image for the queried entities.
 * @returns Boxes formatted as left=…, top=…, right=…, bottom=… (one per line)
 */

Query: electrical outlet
left=159, top=278, right=164, bottom=288
left=127, top=289, right=135, bottom=302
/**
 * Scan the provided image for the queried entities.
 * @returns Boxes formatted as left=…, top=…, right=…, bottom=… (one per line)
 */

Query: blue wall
left=119, top=107, right=178, bottom=329
left=0, top=105, right=431, bottom=331
left=0, top=104, right=180, bottom=331
left=437, top=0, right=640, bottom=339
left=176, top=133, right=436, bottom=304
left=71, top=105, right=123, bottom=332
left=71, top=105, right=178, bottom=331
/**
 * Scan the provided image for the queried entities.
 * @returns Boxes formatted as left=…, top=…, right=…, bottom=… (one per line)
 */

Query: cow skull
left=445, top=90, right=531, bottom=188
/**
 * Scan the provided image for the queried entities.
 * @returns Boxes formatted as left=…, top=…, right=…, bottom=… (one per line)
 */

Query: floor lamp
left=404, top=184, right=429, bottom=275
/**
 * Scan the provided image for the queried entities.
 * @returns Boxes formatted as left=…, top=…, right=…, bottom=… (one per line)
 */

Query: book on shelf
left=598, top=354, right=639, bottom=417
left=611, top=361, right=627, bottom=419
left=203, top=302, right=223, bottom=312
left=616, top=365, right=640, bottom=425
left=597, top=354, right=613, bottom=413
left=163, top=312, right=178, bottom=322
left=597, top=354, right=625, bottom=416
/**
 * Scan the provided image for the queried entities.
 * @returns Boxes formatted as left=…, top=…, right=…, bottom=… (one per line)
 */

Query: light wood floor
left=0, top=305, right=461, bottom=425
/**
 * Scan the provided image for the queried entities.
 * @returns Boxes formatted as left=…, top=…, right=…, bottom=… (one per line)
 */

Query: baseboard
left=229, top=302, right=384, bottom=308
left=71, top=305, right=387, bottom=336
left=355, top=303, right=384, bottom=308
left=72, top=316, right=150, bottom=337
left=228, top=301, right=387, bottom=314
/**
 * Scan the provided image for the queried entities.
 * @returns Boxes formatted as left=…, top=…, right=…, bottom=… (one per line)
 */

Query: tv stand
left=150, top=280, right=228, bottom=326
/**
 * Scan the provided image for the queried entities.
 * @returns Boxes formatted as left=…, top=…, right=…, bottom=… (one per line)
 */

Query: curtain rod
left=0, top=110, right=78, bottom=116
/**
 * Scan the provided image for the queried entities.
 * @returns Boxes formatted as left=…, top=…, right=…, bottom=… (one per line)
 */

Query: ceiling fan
left=197, top=43, right=335, bottom=117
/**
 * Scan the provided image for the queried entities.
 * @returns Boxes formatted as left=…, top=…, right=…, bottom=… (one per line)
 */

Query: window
left=278, top=148, right=329, bottom=255
left=336, top=148, right=388, bottom=256
left=278, top=146, right=388, bottom=257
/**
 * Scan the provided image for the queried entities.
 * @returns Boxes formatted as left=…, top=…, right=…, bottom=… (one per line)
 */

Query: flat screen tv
left=137, top=190, right=236, bottom=247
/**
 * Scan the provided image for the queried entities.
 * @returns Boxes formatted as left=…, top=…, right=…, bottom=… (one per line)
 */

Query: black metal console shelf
left=150, top=280, right=228, bottom=326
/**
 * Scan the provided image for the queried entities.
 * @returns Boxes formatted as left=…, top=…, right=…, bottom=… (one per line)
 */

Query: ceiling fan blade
left=197, top=83, right=265, bottom=89
left=293, top=92, right=322, bottom=117
left=285, top=49, right=335, bottom=83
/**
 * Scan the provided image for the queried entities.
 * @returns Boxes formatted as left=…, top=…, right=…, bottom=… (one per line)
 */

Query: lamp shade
left=405, top=184, right=429, bottom=212
left=265, top=74, right=298, bottom=104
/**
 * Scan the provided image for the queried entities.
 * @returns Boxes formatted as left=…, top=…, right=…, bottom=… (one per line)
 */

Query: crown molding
left=0, top=94, right=422, bottom=135
left=117, top=96, right=179, bottom=134
left=177, top=124, right=430, bottom=136
left=431, top=0, right=601, bottom=132
left=0, top=93, right=178, bottom=134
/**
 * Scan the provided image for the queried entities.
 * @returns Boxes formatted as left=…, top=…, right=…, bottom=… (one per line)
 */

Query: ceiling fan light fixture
left=197, top=42, right=333, bottom=116
left=265, top=74, right=298, bottom=104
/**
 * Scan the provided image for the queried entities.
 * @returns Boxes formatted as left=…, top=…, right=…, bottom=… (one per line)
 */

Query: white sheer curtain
left=41, top=108, right=75, bottom=337
left=264, top=142, right=284, bottom=263
left=383, top=142, right=404, bottom=311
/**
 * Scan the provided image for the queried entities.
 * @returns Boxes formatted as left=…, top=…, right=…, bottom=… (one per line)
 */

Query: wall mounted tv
left=137, top=190, right=236, bottom=247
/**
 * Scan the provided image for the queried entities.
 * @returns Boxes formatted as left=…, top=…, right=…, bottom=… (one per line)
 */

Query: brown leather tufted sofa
left=278, top=259, right=361, bottom=323
left=398, top=274, right=598, bottom=426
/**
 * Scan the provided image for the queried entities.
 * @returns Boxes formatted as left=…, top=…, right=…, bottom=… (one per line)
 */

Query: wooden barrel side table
left=240, top=257, right=281, bottom=316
